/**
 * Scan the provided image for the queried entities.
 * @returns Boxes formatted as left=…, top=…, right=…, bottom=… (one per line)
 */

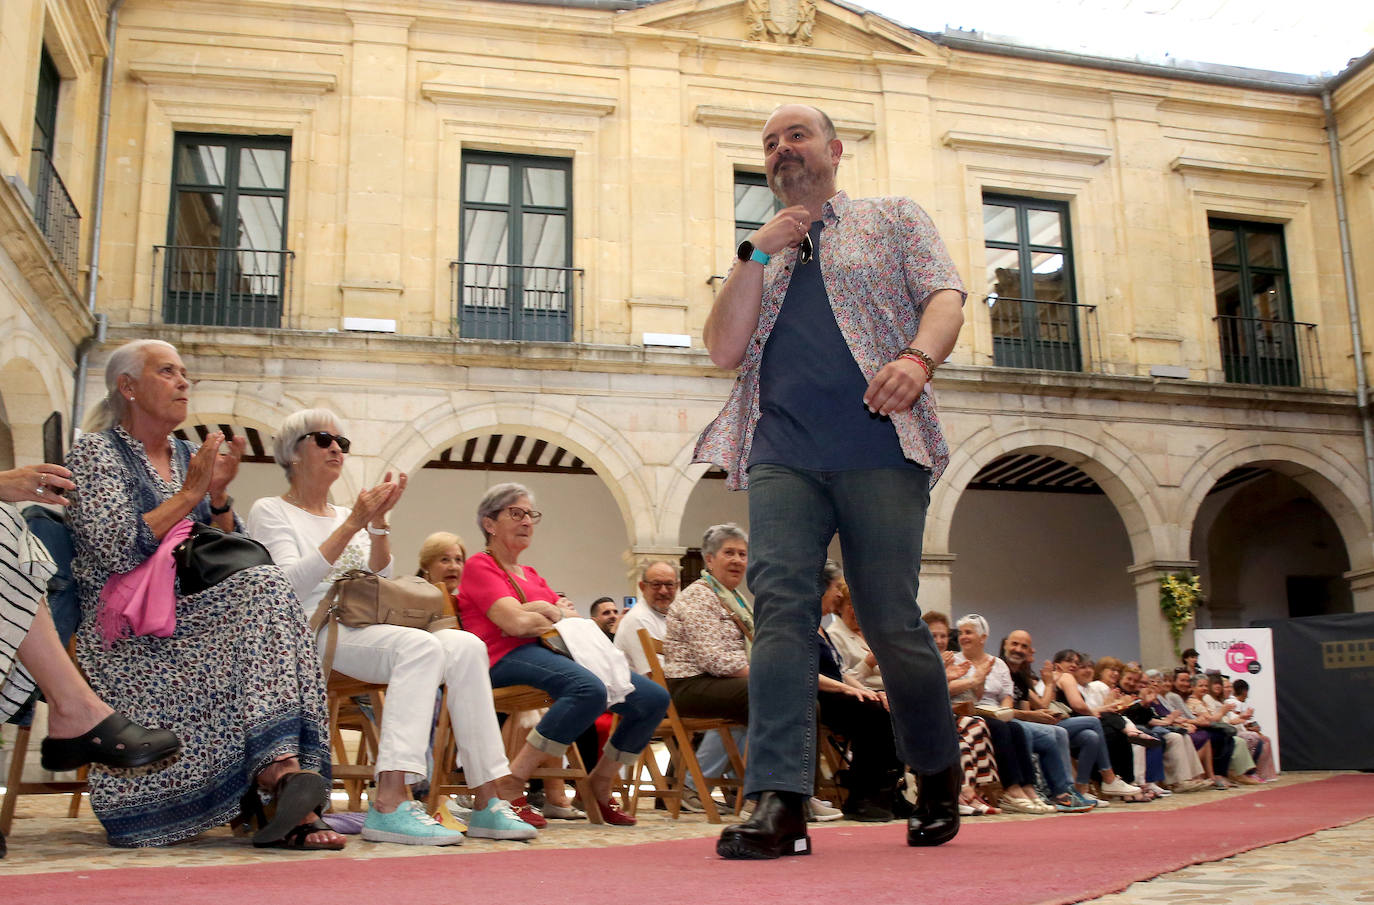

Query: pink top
left=457, top=551, right=558, bottom=667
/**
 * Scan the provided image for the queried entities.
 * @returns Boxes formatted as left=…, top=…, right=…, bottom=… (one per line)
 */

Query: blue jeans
left=686, top=727, right=747, bottom=793
left=743, top=464, right=960, bottom=797
left=489, top=643, right=669, bottom=761
left=1060, top=715, right=1110, bottom=782
left=1017, top=720, right=1074, bottom=796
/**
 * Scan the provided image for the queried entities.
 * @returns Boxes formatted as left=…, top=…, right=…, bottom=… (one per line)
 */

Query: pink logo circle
left=1225, top=643, right=1258, bottom=673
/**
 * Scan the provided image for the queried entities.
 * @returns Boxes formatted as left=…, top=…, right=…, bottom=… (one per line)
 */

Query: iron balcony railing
left=986, top=296, right=1102, bottom=373
left=450, top=261, right=585, bottom=343
left=28, top=148, right=81, bottom=282
left=152, top=245, right=293, bottom=328
left=1214, top=314, right=1323, bottom=388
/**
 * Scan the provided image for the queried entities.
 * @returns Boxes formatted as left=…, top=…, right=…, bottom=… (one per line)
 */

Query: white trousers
left=322, top=624, right=511, bottom=787
left=1161, top=731, right=1204, bottom=783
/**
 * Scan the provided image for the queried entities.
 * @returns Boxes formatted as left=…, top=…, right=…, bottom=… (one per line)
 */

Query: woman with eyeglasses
left=456, top=482, right=670, bottom=827
left=247, top=409, right=536, bottom=845
left=65, top=341, right=334, bottom=849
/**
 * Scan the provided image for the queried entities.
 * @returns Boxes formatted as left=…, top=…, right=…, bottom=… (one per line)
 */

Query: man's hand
left=863, top=358, right=928, bottom=416
left=752, top=206, right=812, bottom=256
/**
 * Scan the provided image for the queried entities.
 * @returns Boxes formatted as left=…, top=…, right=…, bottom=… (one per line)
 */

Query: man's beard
left=767, top=157, right=822, bottom=203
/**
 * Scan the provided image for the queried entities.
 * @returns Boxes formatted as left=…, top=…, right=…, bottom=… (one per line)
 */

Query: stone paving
left=0, top=771, right=1368, bottom=904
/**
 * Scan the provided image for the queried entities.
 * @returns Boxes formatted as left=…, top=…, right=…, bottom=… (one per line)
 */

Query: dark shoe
left=907, top=765, right=960, bottom=847
left=716, top=791, right=810, bottom=860
left=841, top=793, right=895, bottom=822
left=1129, top=733, right=1163, bottom=749
left=252, top=770, right=330, bottom=848
left=40, top=712, right=181, bottom=772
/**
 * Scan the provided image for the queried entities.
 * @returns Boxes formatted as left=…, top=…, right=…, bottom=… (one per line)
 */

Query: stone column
left=1129, top=560, right=1198, bottom=668
left=339, top=11, right=413, bottom=323
left=919, top=552, right=956, bottom=617
left=1345, top=567, right=1374, bottom=612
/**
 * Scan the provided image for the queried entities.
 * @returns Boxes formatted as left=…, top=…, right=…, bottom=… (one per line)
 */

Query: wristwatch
left=736, top=239, right=770, bottom=266
left=209, top=495, right=234, bottom=515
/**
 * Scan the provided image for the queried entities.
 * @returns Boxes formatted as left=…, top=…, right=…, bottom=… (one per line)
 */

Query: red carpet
left=7, top=774, right=1372, bottom=905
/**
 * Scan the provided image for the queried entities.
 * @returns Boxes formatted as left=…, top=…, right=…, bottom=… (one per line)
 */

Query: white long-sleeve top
left=245, top=495, right=393, bottom=615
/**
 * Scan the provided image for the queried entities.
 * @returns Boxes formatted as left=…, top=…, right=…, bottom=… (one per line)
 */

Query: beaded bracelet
left=898, top=348, right=935, bottom=381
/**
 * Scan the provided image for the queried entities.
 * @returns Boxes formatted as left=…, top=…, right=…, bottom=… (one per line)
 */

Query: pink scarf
left=96, top=519, right=192, bottom=646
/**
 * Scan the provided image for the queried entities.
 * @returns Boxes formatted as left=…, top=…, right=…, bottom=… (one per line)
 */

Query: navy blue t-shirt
left=749, top=219, right=912, bottom=472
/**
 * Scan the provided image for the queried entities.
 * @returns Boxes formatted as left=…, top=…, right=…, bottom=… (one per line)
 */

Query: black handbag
left=172, top=523, right=273, bottom=596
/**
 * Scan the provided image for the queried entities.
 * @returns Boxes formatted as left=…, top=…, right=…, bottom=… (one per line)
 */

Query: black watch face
left=737, top=240, right=754, bottom=262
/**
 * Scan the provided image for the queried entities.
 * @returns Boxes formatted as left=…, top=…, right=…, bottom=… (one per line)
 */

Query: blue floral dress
left=67, top=427, right=330, bottom=847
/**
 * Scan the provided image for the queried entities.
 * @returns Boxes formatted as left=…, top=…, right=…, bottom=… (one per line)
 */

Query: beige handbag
left=309, top=569, right=457, bottom=675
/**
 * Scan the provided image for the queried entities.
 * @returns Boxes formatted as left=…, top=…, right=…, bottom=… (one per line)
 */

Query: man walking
left=696, top=103, right=965, bottom=858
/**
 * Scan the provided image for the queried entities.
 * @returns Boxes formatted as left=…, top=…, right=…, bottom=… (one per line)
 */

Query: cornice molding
left=694, top=104, right=875, bottom=140
left=1169, top=156, right=1325, bottom=187
left=942, top=130, right=1112, bottom=164
left=129, top=60, right=338, bottom=95
left=421, top=82, right=616, bottom=117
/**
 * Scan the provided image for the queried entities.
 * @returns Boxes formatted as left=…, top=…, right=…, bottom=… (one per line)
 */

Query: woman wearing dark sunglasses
left=247, top=409, right=536, bottom=845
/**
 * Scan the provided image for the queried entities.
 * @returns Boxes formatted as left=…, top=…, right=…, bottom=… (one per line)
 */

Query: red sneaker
left=596, top=797, right=636, bottom=827
left=509, top=796, right=547, bottom=829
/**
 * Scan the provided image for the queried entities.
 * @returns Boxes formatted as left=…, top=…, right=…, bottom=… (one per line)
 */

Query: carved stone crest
left=746, top=0, right=816, bottom=46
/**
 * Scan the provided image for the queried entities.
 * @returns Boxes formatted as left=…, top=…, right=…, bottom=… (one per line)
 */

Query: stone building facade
left=4, top=0, right=1374, bottom=666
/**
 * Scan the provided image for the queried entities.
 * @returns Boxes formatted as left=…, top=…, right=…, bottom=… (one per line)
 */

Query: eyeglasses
left=643, top=580, right=679, bottom=591
left=503, top=506, right=542, bottom=523
left=799, top=232, right=814, bottom=265
left=297, top=431, right=351, bottom=454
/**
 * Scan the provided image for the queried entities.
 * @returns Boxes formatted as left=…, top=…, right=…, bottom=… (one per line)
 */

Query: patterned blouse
left=663, top=577, right=750, bottom=679
left=694, top=190, right=965, bottom=490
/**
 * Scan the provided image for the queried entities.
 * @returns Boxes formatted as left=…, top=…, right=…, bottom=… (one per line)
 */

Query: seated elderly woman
left=66, top=340, right=337, bottom=849
left=456, top=482, right=669, bottom=827
left=1048, top=649, right=1144, bottom=801
left=417, top=531, right=467, bottom=608
left=666, top=531, right=901, bottom=820
left=1187, top=672, right=1261, bottom=784
left=246, top=408, right=534, bottom=844
left=1221, top=678, right=1277, bottom=781
left=0, top=465, right=181, bottom=857
left=920, top=612, right=1001, bottom=815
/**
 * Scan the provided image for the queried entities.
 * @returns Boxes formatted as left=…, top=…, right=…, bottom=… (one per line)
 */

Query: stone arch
left=378, top=398, right=653, bottom=550
left=0, top=330, right=72, bottom=463
left=661, top=436, right=718, bottom=545
left=1175, top=440, right=1373, bottom=573
left=931, top=425, right=1165, bottom=565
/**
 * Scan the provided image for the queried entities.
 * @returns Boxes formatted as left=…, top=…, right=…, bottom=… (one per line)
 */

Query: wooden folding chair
left=326, top=672, right=388, bottom=811
left=425, top=684, right=603, bottom=825
left=0, top=723, right=87, bottom=834
left=624, top=628, right=746, bottom=824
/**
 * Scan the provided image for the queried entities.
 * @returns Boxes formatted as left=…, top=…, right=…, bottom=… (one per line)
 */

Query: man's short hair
left=590, top=597, right=616, bottom=616
left=639, top=560, right=679, bottom=582
left=1181, top=648, right=1199, bottom=660
left=1233, top=679, right=1249, bottom=694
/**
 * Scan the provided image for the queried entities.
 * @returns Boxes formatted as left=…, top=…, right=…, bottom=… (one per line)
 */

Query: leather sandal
left=40, top=713, right=182, bottom=773
left=251, top=770, right=333, bottom=848
left=260, top=817, right=346, bottom=851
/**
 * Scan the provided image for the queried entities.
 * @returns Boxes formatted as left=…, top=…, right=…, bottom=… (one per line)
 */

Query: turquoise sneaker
left=362, top=801, right=465, bottom=845
left=466, top=797, right=539, bottom=841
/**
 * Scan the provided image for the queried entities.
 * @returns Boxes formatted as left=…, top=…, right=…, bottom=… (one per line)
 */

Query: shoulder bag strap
left=310, top=581, right=344, bottom=677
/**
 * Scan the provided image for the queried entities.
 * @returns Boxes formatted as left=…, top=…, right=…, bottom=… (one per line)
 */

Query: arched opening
left=677, top=467, right=750, bottom=588
left=1191, top=467, right=1353, bottom=625
left=949, top=452, right=1137, bottom=658
left=390, top=432, right=632, bottom=612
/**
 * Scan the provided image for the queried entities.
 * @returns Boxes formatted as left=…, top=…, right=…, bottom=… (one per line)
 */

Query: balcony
left=1214, top=315, right=1323, bottom=388
left=450, top=261, right=584, bottom=342
left=987, top=296, right=1101, bottom=373
left=28, top=149, right=81, bottom=283
left=153, top=245, right=293, bottom=328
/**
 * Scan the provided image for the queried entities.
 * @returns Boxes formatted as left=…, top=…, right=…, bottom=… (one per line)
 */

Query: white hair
left=701, top=522, right=748, bottom=557
left=82, top=339, right=180, bottom=433
left=273, top=408, right=348, bottom=479
left=956, top=613, right=990, bottom=638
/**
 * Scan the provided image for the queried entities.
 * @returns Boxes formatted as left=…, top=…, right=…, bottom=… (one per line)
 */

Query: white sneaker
left=1146, top=782, right=1172, bottom=797
left=807, top=797, right=843, bottom=822
left=1099, top=777, right=1141, bottom=796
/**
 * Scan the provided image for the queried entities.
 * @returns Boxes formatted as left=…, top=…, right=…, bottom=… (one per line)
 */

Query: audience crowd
left=0, top=338, right=1280, bottom=856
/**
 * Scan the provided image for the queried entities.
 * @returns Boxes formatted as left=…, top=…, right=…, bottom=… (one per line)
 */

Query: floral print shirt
left=663, top=577, right=751, bottom=679
left=694, top=191, right=965, bottom=490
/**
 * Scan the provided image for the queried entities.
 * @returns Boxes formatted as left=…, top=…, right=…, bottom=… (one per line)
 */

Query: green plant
left=1159, top=571, right=1203, bottom=656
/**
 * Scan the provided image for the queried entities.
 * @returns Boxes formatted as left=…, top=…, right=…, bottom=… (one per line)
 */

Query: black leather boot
left=906, top=764, right=960, bottom=847
left=716, top=790, right=810, bottom=859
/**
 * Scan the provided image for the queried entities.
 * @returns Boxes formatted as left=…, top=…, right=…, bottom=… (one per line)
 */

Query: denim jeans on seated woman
left=488, top=642, right=668, bottom=761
